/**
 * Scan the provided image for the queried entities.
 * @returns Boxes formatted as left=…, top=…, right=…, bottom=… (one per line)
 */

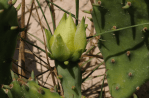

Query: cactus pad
left=92, top=0, right=149, bottom=97
left=55, top=61, right=82, bottom=98
left=2, top=70, right=62, bottom=98
left=0, top=0, right=22, bottom=97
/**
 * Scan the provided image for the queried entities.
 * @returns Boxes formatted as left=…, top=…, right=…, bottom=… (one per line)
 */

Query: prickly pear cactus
left=2, top=70, right=62, bottom=98
left=45, top=13, right=86, bottom=98
left=92, top=0, right=149, bottom=98
left=0, top=0, right=22, bottom=97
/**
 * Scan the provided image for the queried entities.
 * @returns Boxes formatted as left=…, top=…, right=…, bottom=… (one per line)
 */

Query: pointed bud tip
left=68, top=13, right=73, bottom=19
left=61, top=13, right=67, bottom=20
left=82, top=17, right=85, bottom=21
left=80, top=17, right=85, bottom=24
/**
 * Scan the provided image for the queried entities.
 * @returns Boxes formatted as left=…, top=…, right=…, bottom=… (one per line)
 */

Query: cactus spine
left=92, top=0, right=149, bottom=98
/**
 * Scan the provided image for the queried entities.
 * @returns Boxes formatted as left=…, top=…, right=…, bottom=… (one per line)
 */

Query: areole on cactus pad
left=92, top=0, right=149, bottom=98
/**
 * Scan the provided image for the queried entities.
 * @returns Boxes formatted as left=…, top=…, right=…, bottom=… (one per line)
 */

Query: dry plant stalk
left=18, top=0, right=26, bottom=77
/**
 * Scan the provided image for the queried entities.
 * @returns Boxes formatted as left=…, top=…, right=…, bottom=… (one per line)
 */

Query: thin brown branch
left=50, top=0, right=56, bottom=31
left=82, top=54, right=103, bottom=59
left=53, top=67, right=64, bottom=96
left=33, top=1, right=57, bottom=87
left=25, top=6, right=46, bottom=29
left=18, top=0, right=26, bottom=77
left=25, top=0, right=34, bottom=33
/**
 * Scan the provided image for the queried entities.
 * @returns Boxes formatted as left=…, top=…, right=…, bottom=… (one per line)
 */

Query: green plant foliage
left=2, top=70, right=62, bottom=98
left=92, top=0, right=149, bottom=98
left=0, top=0, right=22, bottom=97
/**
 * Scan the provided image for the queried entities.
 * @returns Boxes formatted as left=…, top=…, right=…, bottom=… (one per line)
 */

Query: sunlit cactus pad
left=92, top=0, right=149, bottom=98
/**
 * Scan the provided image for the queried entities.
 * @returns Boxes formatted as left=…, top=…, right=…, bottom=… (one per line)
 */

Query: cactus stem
left=0, top=9, right=4, bottom=13
left=10, top=26, right=18, bottom=30
left=122, top=2, right=131, bottom=9
left=128, top=72, right=132, bottom=77
left=16, top=3, right=21, bottom=11
left=126, top=51, right=131, bottom=56
left=111, top=59, right=115, bottom=63
left=142, top=27, right=148, bottom=32
left=136, top=86, right=140, bottom=90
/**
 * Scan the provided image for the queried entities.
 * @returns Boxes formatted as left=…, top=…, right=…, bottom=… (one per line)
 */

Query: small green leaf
left=49, top=13, right=67, bottom=51
left=54, top=13, right=67, bottom=35
left=45, top=29, right=52, bottom=51
left=51, top=34, right=70, bottom=61
left=60, top=14, right=76, bottom=54
left=74, top=17, right=86, bottom=52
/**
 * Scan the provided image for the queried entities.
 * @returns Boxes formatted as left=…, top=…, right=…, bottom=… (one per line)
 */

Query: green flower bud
left=45, top=13, right=87, bottom=62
